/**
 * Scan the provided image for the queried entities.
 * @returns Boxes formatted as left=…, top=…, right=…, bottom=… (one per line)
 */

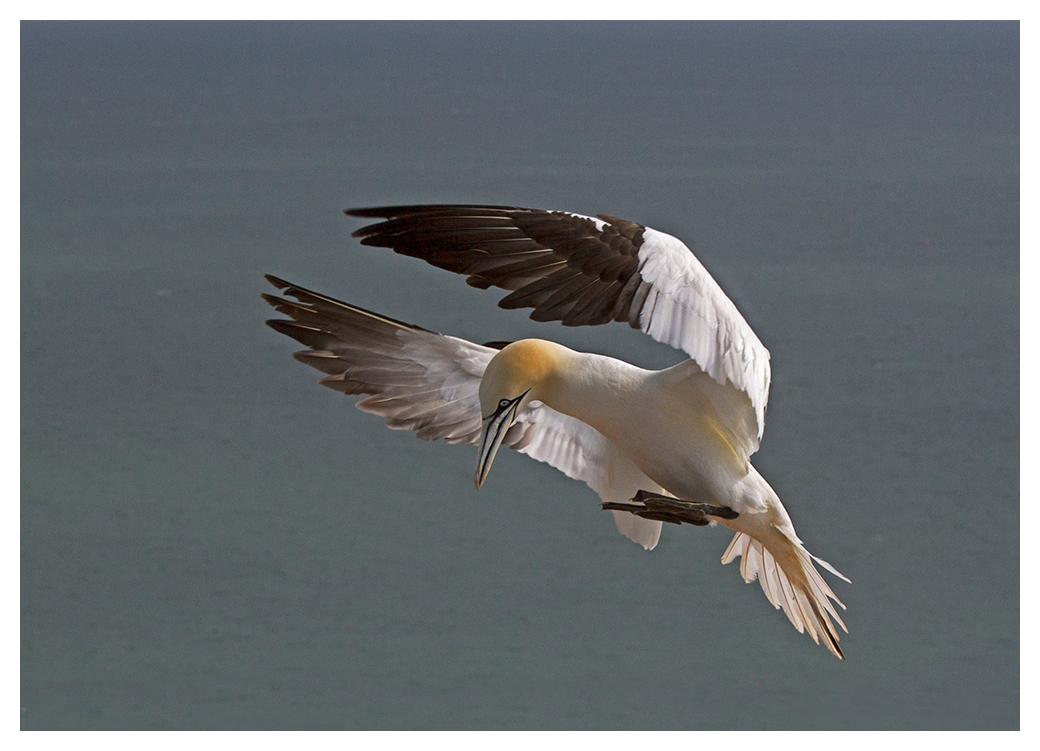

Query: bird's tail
left=722, top=525, right=849, bottom=659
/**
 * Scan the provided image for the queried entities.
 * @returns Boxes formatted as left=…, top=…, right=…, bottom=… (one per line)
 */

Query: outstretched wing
left=347, top=204, right=771, bottom=440
left=262, top=275, right=664, bottom=548
left=263, top=274, right=487, bottom=444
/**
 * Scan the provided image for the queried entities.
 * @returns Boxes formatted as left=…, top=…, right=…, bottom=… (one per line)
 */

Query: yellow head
left=475, top=339, right=567, bottom=489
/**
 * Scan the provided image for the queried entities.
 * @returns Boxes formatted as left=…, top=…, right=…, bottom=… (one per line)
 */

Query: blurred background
left=21, top=21, right=1019, bottom=729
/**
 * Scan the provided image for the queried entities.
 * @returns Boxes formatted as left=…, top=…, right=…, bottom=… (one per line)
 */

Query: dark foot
left=602, top=490, right=739, bottom=526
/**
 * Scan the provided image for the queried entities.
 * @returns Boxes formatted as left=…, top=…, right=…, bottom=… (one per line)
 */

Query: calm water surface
left=21, top=21, right=1019, bottom=729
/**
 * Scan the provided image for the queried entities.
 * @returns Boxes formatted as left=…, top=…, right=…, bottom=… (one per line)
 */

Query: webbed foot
left=602, top=490, right=739, bottom=526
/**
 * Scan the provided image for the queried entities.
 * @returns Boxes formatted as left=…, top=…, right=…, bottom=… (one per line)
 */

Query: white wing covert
left=510, top=403, right=664, bottom=549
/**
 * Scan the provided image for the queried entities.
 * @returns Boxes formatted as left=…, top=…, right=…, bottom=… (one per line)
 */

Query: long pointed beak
left=475, top=396, right=525, bottom=490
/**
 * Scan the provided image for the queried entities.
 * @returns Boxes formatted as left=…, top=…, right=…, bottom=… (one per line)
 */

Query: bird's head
left=475, top=339, right=565, bottom=489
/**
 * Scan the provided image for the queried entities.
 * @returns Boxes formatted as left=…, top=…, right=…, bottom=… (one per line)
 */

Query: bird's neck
left=534, top=348, right=650, bottom=438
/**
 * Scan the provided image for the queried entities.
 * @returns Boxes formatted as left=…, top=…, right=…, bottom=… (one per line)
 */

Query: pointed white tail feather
left=811, top=552, right=852, bottom=583
left=722, top=530, right=848, bottom=659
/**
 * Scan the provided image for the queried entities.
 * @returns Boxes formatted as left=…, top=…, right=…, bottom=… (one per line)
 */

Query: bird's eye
left=499, top=398, right=511, bottom=408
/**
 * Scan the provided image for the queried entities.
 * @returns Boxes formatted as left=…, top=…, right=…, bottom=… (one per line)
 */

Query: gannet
left=263, top=204, right=849, bottom=658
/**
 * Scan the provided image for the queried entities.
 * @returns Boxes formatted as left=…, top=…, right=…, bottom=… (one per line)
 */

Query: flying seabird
left=263, top=204, right=849, bottom=659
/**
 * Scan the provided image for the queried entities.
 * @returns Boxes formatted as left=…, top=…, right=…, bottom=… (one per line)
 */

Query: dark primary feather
left=346, top=205, right=653, bottom=328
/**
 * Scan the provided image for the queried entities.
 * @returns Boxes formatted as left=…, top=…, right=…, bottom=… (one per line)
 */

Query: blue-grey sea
left=20, top=21, right=1019, bottom=730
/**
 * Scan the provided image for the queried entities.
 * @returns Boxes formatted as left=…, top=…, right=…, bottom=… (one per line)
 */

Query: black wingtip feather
left=264, top=274, right=291, bottom=290
left=345, top=204, right=524, bottom=219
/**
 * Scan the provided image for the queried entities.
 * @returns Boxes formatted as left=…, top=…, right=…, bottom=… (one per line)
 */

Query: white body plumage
left=265, top=204, right=850, bottom=658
